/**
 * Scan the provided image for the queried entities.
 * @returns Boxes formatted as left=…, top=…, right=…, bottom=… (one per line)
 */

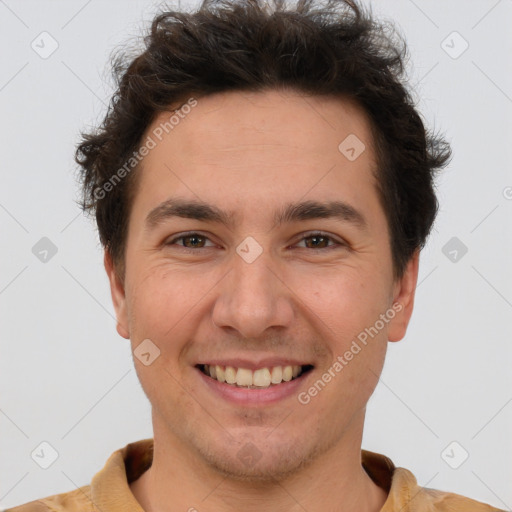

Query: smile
left=197, top=364, right=314, bottom=389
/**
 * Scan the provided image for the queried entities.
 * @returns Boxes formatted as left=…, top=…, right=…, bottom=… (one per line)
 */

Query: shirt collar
left=90, top=438, right=418, bottom=512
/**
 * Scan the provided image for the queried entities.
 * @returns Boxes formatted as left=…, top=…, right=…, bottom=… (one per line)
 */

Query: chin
left=194, top=434, right=323, bottom=483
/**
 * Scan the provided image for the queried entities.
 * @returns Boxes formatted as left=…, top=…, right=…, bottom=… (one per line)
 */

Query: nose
left=211, top=248, right=294, bottom=339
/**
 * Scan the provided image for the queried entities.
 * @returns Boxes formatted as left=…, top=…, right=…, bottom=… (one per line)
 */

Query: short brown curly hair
left=76, top=0, right=451, bottom=279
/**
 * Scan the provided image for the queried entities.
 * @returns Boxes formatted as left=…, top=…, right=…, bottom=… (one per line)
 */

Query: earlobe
left=104, top=251, right=130, bottom=339
left=387, top=250, right=420, bottom=342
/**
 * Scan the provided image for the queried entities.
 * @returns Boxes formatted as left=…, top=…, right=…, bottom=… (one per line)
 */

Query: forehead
left=131, top=89, right=380, bottom=230
left=147, top=89, right=374, bottom=165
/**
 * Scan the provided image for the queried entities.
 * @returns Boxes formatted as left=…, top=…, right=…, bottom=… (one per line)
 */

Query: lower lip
left=196, top=367, right=311, bottom=406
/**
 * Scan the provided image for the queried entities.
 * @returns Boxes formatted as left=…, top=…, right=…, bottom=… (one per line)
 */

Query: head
left=76, top=0, right=450, bottom=481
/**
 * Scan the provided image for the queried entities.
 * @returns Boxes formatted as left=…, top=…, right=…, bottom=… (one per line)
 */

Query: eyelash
left=165, top=231, right=345, bottom=252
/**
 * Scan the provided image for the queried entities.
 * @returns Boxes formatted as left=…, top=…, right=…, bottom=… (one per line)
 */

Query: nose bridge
left=211, top=245, right=293, bottom=338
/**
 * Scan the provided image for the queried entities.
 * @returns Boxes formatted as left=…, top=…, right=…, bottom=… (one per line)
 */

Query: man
left=7, top=0, right=504, bottom=511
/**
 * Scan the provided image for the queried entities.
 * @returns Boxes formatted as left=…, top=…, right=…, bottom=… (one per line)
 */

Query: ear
left=104, top=250, right=130, bottom=339
left=387, top=250, right=420, bottom=342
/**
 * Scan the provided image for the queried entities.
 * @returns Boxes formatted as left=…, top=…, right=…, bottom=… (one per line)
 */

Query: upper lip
left=196, top=358, right=313, bottom=371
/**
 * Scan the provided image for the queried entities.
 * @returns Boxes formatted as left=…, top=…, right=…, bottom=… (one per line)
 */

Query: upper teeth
left=203, top=364, right=302, bottom=388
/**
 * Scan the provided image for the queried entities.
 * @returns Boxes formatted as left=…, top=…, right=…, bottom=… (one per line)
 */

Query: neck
left=130, top=411, right=388, bottom=512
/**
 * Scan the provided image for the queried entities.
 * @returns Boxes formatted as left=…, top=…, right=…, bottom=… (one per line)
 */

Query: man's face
left=107, top=89, right=417, bottom=480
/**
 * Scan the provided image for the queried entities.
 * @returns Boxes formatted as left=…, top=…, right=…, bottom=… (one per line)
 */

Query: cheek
left=126, top=265, right=204, bottom=345
left=294, top=267, right=389, bottom=336
left=293, top=266, right=391, bottom=400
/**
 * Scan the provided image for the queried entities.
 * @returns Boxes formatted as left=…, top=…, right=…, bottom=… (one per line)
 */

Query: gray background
left=1, top=0, right=511, bottom=509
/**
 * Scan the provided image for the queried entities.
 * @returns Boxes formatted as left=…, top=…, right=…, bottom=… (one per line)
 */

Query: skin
left=105, top=89, right=419, bottom=512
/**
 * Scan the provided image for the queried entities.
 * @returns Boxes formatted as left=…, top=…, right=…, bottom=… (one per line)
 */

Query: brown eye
left=166, top=232, right=215, bottom=249
left=181, top=234, right=206, bottom=248
left=296, top=232, right=342, bottom=250
left=303, top=234, right=331, bottom=249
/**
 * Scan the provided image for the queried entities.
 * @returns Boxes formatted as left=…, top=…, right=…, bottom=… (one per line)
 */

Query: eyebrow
left=145, top=198, right=368, bottom=231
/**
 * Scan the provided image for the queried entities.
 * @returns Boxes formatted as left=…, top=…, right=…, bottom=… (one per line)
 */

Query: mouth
left=196, top=363, right=314, bottom=389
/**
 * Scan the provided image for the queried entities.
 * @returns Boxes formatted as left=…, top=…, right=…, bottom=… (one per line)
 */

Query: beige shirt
left=5, top=438, right=504, bottom=512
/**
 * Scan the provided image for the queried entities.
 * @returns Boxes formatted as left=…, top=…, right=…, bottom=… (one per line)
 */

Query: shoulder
left=392, top=467, right=506, bottom=512
left=3, top=438, right=153, bottom=512
left=361, top=450, right=506, bottom=512
left=3, top=485, right=95, bottom=512
left=417, top=484, right=505, bottom=511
